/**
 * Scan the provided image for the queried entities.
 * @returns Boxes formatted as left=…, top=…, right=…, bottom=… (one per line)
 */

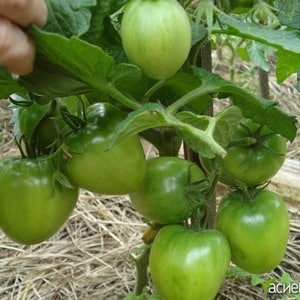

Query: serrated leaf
left=176, top=111, right=216, bottom=157
left=32, top=28, right=114, bottom=85
left=214, top=106, right=243, bottom=147
left=250, top=274, right=265, bottom=286
left=226, top=266, right=252, bottom=279
left=107, top=103, right=226, bottom=157
left=221, top=85, right=298, bottom=141
left=191, top=68, right=298, bottom=141
left=81, top=0, right=111, bottom=46
left=276, top=49, right=300, bottom=83
left=107, top=103, right=171, bottom=147
left=176, top=111, right=209, bottom=130
left=45, top=0, right=97, bottom=37
left=216, top=15, right=300, bottom=82
left=276, top=0, right=300, bottom=30
left=247, top=41, right=272, bottom=72
left=22, top=27, right=115, bottom=97
left=217, top=15, right=300, bottom=55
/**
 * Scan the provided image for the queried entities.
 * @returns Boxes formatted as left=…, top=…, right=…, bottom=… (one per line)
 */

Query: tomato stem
left=106, top=84, right=142, bottom=110
left=142, top=80, right=166, bottom=104
left=132, top=246, right=151, bottom=295
left=166, top=85, right=217, bottom=115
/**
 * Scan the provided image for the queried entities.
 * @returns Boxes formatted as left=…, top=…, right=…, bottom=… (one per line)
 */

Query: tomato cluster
left=144, top=121, right=289, bottom=300
left=0, top=99, right=147, bottom=245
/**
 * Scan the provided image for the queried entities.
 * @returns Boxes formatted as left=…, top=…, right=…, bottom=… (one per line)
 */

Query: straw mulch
left=0, top=60, right=299, bottom=299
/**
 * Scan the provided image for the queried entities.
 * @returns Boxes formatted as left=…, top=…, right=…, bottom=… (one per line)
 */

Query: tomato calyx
left=58, top=97, right=87, bottom=133
left=228, top=181, right=271, bottom=203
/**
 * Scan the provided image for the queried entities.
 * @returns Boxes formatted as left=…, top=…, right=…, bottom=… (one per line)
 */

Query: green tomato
left=120, top=0, right=191, bottom=80
left=216, top=189, right=289, bottom=274
left=149, top=225, right=231, bottom=300
left=0, top=157, right=79, bottom=245
left=17, top=102, right=58, bottom=153
left=221, top=118, right=287, bottom=186
left=129, top=156, right=207, bottom=224
left=16, top=97, right=89, bottom=154
left=62, top=102, right=146, bottom=195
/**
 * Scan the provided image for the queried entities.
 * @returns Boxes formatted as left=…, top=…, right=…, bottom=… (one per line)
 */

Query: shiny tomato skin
left=221, top=119, right=287, bottom=186
left=120, top=0, right=191, bottom=80
left=0, top=157, right=79, bottom=245
left=62, top=102, right=146, bottom=195
left=149, top=225, right=231, bottom=300
left=216, top=189, right=289, bottom=274
left=129, top=156, right=206, bottom=224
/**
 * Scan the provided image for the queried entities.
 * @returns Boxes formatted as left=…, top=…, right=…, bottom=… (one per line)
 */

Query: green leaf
left=81, top=0, right=111, bottom=46
left=247, top=41, right=272, bottom=72
left=276, top=0, right=300, bottom=30
left=214, top=106, right=243, bottom=147
left=250, top=274, right=265, bottom=286
left=19, top=57, right=92, bottom=101
left=30, top=28, right=114, bottom=89
left=107, top=103, right=226, bottom=158
left=226, top=266, right=252, bottom=279
left=225, top=86, right=297, bottom=141
left=109, top=63, right=147, bottom=100
left=44, top=0, right=97, bottom=37
left=23, top=27, right=142, bottom=109
left=159, top=72, right=212, bottom=114
left=176, top=106, right=242, bottom=157
left=276, top=49, right=300, bottom=83
left=215, top=15, right=300, bottom=82
left=217, top=15, right=300, bottom=55
left=280, top=272, right=292, bottom=285
left=0, top=68, right=27, bottom=99
left=189, top=68, right=297, bottom=141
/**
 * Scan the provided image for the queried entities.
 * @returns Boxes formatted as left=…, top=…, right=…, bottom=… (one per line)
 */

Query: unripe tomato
left=150, top=225, right=231, bottom=300
left=0, top=157, right=79, bottom=245
left=129, top=157, right=207, bottom=224
left=216, top=189, right=289, bottom=274
left=62, top=103, right=147, bottom=195
left=120, top=0, right=192, bottom=80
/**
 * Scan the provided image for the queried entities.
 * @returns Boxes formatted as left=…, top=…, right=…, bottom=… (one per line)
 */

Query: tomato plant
left=120, top=0, right=191, bottom=79
left=62, top=102, right=147, bottom=195
left=215, top=189, right=289, bottom=274
left=0, top=0, right=298, bottom=298
left=129, top=156, right=207, bottom=224
left=149, top=225, right=231, bottom=300
left=0, top=157, right=79, bottom=245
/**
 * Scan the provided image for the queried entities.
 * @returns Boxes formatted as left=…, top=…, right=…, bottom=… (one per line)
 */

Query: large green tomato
left=221, top=119, right=287, bottom=186
left=129, top=156, right=207, bottom=224
left=62, top=102, right=146, bottom=195
left=149, top=225, right=231, bottom=300
left=216, top=189, right=289, bottom=274
left=0, top=157, right=79, bottom=245
left=120, top=0, right=191, bottom=80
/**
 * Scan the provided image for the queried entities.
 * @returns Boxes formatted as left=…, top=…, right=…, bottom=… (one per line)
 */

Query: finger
left=0, top=0, right=47, bottom=28
left=0, top=18, right=35, bottom=75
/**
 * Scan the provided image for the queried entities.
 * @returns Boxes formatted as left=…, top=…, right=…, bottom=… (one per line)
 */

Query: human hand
left=0, top=0, right=47, bottom=75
